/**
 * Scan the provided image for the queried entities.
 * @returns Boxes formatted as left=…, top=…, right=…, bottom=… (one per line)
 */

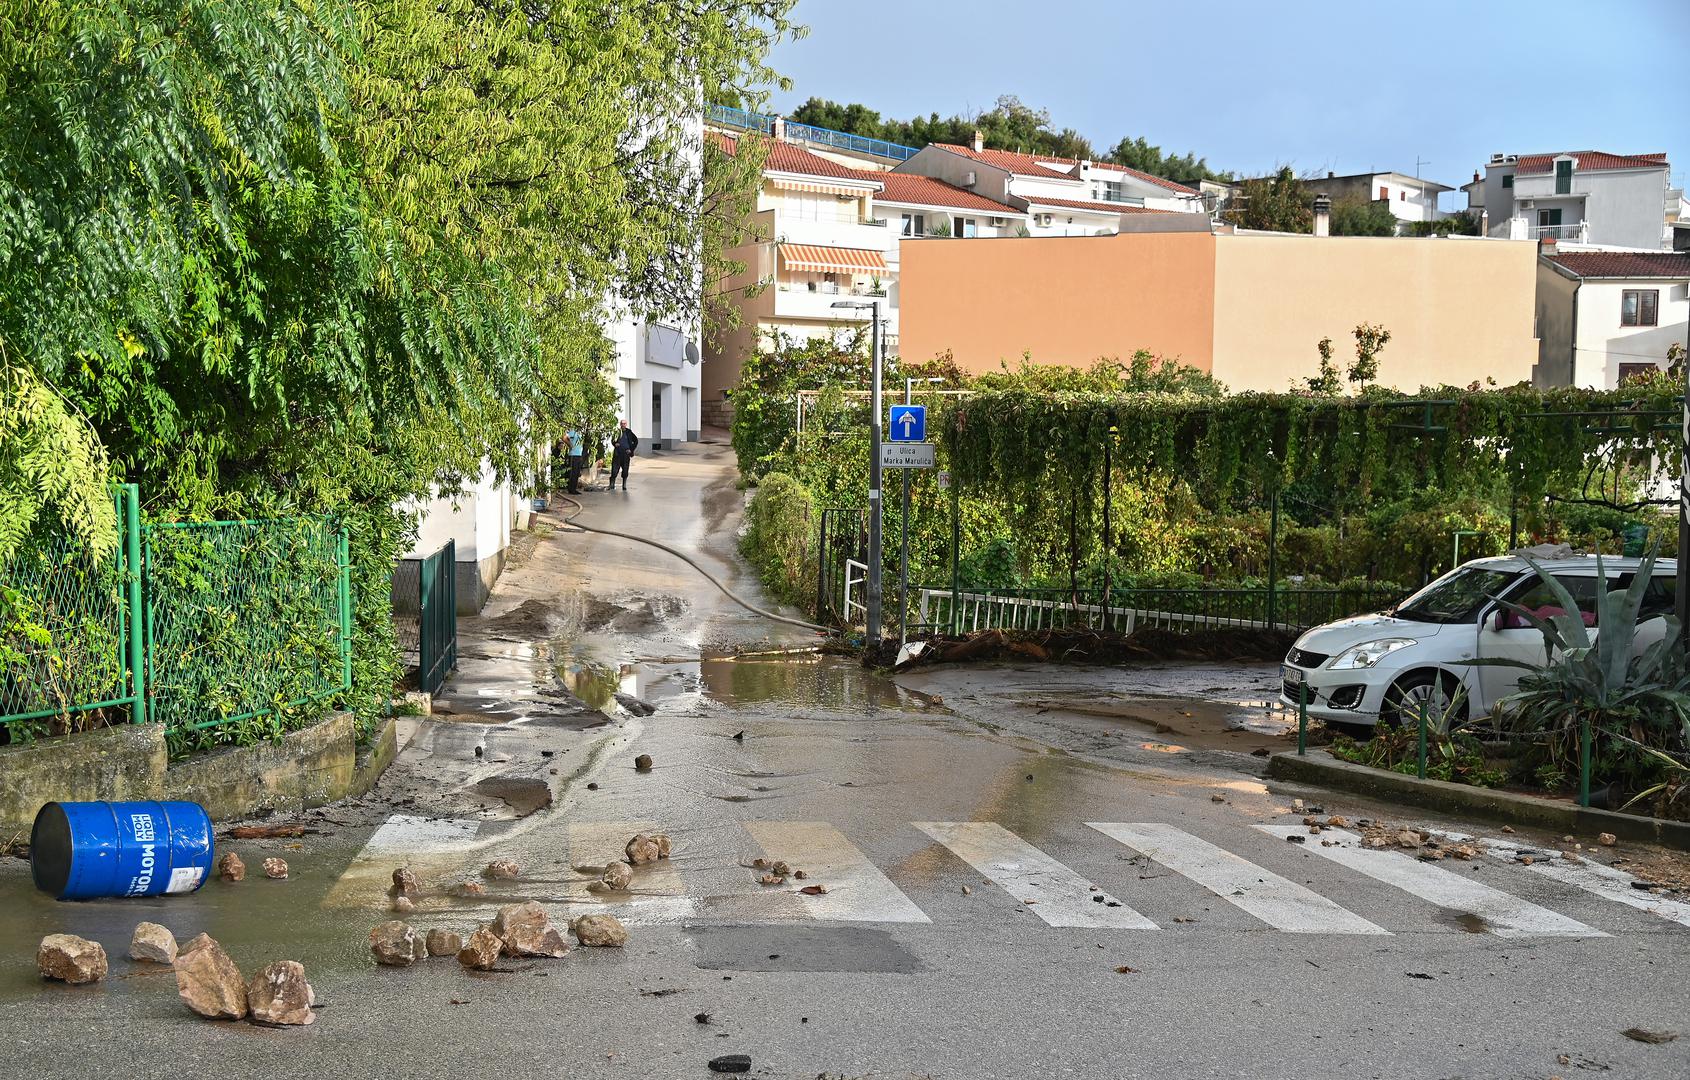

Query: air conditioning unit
left=1489, top=153, right=1506, bottom=165
left=962, top=170, right=977, bottom=187
left=1036, top=213, right=1053, bottom=226
left=989, top=216, right=1006, bottom=227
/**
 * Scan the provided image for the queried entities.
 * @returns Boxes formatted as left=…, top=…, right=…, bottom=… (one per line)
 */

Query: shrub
left=740, top=472, right=816, bottom=609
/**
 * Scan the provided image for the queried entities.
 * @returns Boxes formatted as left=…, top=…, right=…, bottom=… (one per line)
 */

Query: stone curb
left=1267, top=749, right=1690, bottom=851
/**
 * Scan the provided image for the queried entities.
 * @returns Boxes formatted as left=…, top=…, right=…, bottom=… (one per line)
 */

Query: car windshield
left=1393, top=567, right=1518, bottom=624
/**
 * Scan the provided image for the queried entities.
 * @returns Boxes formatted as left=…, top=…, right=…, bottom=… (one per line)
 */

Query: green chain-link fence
left=0, top=486, right=350, bottom=750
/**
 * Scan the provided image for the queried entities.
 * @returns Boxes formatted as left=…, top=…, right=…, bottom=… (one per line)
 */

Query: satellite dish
left=685, top=341, right=701, bottom=365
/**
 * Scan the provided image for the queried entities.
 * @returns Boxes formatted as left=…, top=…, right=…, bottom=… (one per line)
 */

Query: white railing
left=842, top=559, right=869, bottom=624
left=917, top=588, right=1270, bottom=636
left=1525, top=221, right=1588, bottom=243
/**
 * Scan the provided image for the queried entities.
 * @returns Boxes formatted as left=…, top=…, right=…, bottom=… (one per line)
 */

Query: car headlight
left=1329, top=638, right=1418, bottom=669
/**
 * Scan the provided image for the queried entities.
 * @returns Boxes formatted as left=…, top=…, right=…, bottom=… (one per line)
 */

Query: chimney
left=1327, top=171, right=1335, bottom=179
left=772, top=115, right=786, bottom=141
left=1472, top=170, right=1481, bottom=183
left=1313, top=193, right=1331, bottom=237
left=971, top=129, right=985, bottom=153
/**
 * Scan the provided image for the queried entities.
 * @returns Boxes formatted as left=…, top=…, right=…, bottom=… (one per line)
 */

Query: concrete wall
left=898, top=232, right=1218, bottom=371
left=407, top=460, right=519, bottom=613
left=1210, top=234, right=1539, bottom=392
left=1534, top=261, right=1580, bottom=387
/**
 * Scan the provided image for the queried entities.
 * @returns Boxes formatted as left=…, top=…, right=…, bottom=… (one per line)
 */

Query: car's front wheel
left=1380, top=670, right=1468, bottom=729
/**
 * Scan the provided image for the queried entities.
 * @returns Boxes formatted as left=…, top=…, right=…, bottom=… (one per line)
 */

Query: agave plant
left=1483, top=549, right=1690, bottom=796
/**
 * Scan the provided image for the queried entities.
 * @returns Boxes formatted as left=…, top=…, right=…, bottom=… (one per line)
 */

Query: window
left=1501, top=575, right=1602, bottom=628
left=1622, top=290, right=1659, bottom=327
left=1555, top=159, right=1573, bottom=195
left=900, top=213, right=925, bottom=236
left=956, top=217, right=977, bottom=238
left=1538, top=208, right=1562, bottom=227
left=1399, top=190, right=1407, bottom=201
left=1093, top=179, right=1124, bottom=203
left=1394, top=568, right=1520, bottom=624
left=1619, top=362, right=1659, bottom=385
left=1378, top=185, right=1389, bottom=200
left=1501, top=174, right=1514, bottom=189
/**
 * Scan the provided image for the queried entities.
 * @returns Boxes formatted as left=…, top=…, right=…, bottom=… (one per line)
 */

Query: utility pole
left=834, top=299, right=884, bottom=646
left=1677, top=353, right=1689, bottom=640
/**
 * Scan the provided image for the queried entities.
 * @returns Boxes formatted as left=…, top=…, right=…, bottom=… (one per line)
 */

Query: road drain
left=684, top=925, right=922, bottom=974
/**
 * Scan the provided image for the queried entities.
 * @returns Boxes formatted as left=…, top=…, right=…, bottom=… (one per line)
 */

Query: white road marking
left=1445, top=834, right=1690, bottom=931
left=914, top=821, right=1156, bottom=929
left=567, top=821, right=692, bottom=924
left=362, top=814, right=481, bottom=854
left=744, top=821, right=931, bottom=924
left=1258, top=826, right=1605, bottom=938
left=1088, top=822, right=1387, bottom=935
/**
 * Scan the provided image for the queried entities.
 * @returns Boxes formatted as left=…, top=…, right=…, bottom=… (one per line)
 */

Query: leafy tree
left=1306, top=337, right=1342, bottom=395
left=1349, top=324, right=1391, bottom=388
left=1223, top=168, right=1313, bottom=233
left=791, top=94, right=1095, bottom=159
left=1404, top=211, right=1482, bottom=237
left=1107, top=136, right=1232, bottom=184
left=1328, top=198, right=1399, bottom=237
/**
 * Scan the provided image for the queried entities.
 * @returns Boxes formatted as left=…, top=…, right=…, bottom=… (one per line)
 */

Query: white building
left=1476, top=151, right=1679, bottom=249
left=893, top=132, right=1206, bottom=238
left=1302, top=170, right=1452, bottom=227
left=702, top=136, right=1027, bottom=417
left=1534, top=249, right=1690, bottom=388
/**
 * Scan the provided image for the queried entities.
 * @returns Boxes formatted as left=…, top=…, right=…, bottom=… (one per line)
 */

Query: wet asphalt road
left=2, top=440, right=1688, bottom=1080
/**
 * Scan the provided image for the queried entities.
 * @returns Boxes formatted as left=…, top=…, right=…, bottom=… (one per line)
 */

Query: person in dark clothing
left=607, top=420, right=638, bottom=490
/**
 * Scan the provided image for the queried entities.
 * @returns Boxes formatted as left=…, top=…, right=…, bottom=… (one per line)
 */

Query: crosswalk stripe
left=1461, top=836, right=1690, bottom=930
left=1258, top=826, right=1605, bottom=937
left=1088, top=822, right=1388, bottom=935
left=914, top=822, right=1156, bottom=929
left=567, top=821, right=692, bottom=924
left=743, top=822, right=931, bottom=924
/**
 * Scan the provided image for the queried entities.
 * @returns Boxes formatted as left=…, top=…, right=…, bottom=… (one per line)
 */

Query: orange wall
left=897, top=233, right=1217, bottom=372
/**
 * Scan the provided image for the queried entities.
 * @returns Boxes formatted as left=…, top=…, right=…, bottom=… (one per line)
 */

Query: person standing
left=607, top=420, right=638, bottom=491
left=564, top=428, right=585, bottom=494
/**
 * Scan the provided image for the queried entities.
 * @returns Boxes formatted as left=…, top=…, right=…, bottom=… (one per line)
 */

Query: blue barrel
left=31, top=801, right=215, bottom=901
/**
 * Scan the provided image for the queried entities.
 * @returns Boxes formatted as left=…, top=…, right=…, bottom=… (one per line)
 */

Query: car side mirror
left=1489, top=608, right=1508, bottom=632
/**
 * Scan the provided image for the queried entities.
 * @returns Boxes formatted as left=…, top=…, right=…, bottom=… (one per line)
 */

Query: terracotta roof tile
left=1545, top=251, right=1690, bottom=279
left=762, top=140, right=878, bottom=181
left=930, top=143, right=1198, bottom=194
left=1026, top=196, right=1178, bottom=215
left=1515, top=151, right=1668, bottom=175
left=853, top=171, right=1022, bottom=215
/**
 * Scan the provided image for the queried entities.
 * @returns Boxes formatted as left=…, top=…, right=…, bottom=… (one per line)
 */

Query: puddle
left=1440, top=909, right=1490, bottom=934
left=555, top=644, right=934, bottom=716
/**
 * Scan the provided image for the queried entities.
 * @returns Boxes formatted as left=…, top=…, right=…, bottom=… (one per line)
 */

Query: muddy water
left=556, top=647, right=928, bottom=716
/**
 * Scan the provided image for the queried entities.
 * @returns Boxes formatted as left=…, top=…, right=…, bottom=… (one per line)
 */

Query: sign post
left=887, top=402, right=929, bottom=648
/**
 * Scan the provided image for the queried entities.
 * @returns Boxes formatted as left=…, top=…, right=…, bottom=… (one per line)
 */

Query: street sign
left=879, top=442, right=935, bottom=469
left=888, top=405, right=926, bottom=442
left=936, top=470, right=951, bottom=490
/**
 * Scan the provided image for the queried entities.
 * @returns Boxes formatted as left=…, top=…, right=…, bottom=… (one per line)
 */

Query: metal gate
left=816, top=508, right=866, bottom=625
left=394, top=540, right=458, bottom=695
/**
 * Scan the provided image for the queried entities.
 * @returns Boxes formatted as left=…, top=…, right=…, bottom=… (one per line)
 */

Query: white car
left=1279, top=555, right=1677, bottom=729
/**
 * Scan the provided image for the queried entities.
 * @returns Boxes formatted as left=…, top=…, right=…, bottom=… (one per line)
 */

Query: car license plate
left=1281, top=665, right=1303, bottom=685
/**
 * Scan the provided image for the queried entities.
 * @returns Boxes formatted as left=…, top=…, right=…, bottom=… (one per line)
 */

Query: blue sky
left=767, top=0, right=1689, bottom=205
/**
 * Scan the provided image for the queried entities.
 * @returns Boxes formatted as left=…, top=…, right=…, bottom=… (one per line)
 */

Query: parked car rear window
left=1394, top=568, right=1518, bottom=624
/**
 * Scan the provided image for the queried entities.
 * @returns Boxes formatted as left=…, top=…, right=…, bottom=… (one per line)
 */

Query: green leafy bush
left=740, top=473, right=816, bottom=610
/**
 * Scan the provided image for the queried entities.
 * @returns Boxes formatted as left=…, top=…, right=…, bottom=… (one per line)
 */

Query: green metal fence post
left=123, top=484, right=147, bottom=726
left=949, top=472, right=961, bottom=637
left=1578, top=715, right=1592, bottom=807
left=1297, top=682, right=1307, bottom=755
left=1267, top=491, right=1280, bottom=631
left=1417, top=705, right=1428, bottom=780
left=338, top=528, right=353, bottom=695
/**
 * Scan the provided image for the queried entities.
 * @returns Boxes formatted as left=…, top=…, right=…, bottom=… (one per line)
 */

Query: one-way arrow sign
left=888, top=405, right=926, bottom=442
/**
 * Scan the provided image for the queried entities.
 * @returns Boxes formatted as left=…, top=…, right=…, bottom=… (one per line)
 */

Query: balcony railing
left=777, top=282, right=888, bottom=297
left=1529, top=222, right=1589, bottom=242
left=708, top=103, right=776, bottom=135
left=705, top=104, right=919, bottom=163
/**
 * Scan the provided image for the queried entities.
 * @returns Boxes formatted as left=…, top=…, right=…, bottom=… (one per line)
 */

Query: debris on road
left=452, top=881, right=488, bottom=898
left=961, top=885, right=972, bottom=895
left=626, top=833, right=664, bottom=865
left=695, top=1012, right=713, bottom=1025
left=571, top=914, right=628, bottom=947
left=390, top=867, right=420, bottom=897
left=1113, top=965, right=1139, bottom=974
left=1621, top=1028, right=1678, bottom=1044
left=615, top=693, right=657, bottom=716
left=217, top=852, right=246, bottom=881
left=130, top=922, right=178, bottom=964
left=1211, top=794, right=1226, bottom=803
left=634, top=753, right=654, bottom=772
left=37, top=934, right=107, bottom=984
left=1599, top=833, right=1618, bottom=847
left=174, top=933, right=248, bottom=1019
left=599, top=860, right=634, bottom=891
left=248, top=961, right=315, bottom=1026
left=483, top=858, right=522, bottom=880
left=392, top=896, right=415, bottom=914
left=263, top=857, right=289, bottom=879
left=426, top=929, right=464, bottom=957
left=457, top=927, right=503, bottom=971
left=799, top=884, right=828, bottom=895
left=493, top=901, right=569, bottom=958
left=759, top=873, right=786, bottom=886
left=369, top=921, right=427, bottom=967
left=707, top=1054, right=752, bottom=1074
left=1405, top=972, right=1435, bottom=980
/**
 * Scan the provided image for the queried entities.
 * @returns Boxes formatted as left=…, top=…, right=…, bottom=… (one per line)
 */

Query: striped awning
left=780, top=244, right=889, bottom=275
left=771, top=176, right=871, bottom=196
